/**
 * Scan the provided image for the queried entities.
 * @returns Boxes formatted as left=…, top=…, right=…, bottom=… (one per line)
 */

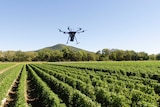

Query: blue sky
left=0, top=0, right=160, bottom=54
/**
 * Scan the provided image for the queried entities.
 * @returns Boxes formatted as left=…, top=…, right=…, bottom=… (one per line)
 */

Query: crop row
left=0, top=64, right=25, bottom=106
left=0, top=63, right=15, bottom=71
left=26, top=64, right=62, bottom=107
left=29, top=64, right=100, bottom=107
left=53, top=62, right=160, bottom=86
left=33, top=63, right=160, bottom=106
left=1, top=62, right=160, bottom=107
left=14, top=65, right=28, bottom=107
left=55, top=61, right=160, bottom=79
left=1, top=64, right=65, bottom=107
left=43, top=64, right=160, bottom=95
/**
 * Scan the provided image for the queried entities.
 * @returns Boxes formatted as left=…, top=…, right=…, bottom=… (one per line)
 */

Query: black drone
left=58, top=27, right=85, bottom=44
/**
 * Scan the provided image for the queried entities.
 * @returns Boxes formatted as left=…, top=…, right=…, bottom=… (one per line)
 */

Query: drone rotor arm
left=63, top=32, right=69, bottom=34
left=58, top=28, right=63, bottom=32
left=77, top=30, right=85, bottom=34
left=58, top=29, right=68, bottom=34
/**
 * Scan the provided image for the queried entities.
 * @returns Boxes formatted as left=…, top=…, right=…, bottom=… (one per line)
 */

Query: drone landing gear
left=66, top=36, right=70, bottom=44
left=75, top=36, right=80, bottom=44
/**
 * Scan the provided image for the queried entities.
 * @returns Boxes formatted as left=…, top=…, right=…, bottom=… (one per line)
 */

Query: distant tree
left=156, top=54, right=160, bottom=60
left=0, top=51, right=4, bottom=61
left=0, top=46, right=154, bottom=62
left=4, top=51, right=16, bottom=61
left=62, top=47, right=71, bottom=61
left=24, top=51, right=37, bottom=61
left=96, top=50, right=101, bottom=55
left=15, top=51, right=26, bottom=61
left=101, top=49, right=110, bottom=61
left=81, top=50, right=88, bottom=61
left=75, top=51, right=83, bottom=61
left=124, top=51, right=132, bottom=60
left=137, top=52, right=149, bottom=60
left=115, top=50, right=125, bottom=61
left=149, top=54, right=156, bottom=60
left=109, top=49, right=117, bottom=61
left=130, top=51, right=138, bottom=60
left=102, top=49, right=110, bottom=56
left=87, top=53, right=96, bottom=61
left=96, top=50, right=101, bottom=61
left=49, top=50, right=63, bottom=61
left=37, top=49, right=52, bottom=61
left=67, top=49, right=77, bottom=61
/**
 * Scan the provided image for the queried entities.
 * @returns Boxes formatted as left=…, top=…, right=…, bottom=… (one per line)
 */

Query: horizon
left=0, top=43, right=159, bottom=55
left=0, top=1, right=160, bottom=54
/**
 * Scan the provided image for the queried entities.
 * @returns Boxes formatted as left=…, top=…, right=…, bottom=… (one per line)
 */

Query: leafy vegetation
left=14, top=65, right=28, bottom=107
left=0, top=64, right=22, bottom=105
left=0, top=63, right=15, bottom=71
left=1, top=61, right=160, bottom=106
left=26, top=65, right=62, bottom=107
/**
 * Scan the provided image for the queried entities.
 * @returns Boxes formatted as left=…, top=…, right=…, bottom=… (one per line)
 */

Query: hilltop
left=37, top=44, right=89, bottom=52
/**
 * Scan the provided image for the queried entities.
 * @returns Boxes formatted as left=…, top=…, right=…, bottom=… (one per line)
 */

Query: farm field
left=0, top=61, right=160, bottom=107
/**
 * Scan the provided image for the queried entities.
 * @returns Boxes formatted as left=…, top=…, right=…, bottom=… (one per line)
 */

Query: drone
left=58, top=27, right=85, bottom=44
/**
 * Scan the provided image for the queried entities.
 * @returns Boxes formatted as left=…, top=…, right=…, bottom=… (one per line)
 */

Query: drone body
left=59, top=27, right=85, bottom=44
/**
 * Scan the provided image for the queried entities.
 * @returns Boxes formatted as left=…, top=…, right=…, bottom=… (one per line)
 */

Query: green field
left=0, top=61, right=160, bottom=107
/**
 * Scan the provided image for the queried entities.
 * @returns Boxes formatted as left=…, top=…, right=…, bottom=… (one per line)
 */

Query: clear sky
left=0, top=0, right=160, bottom=54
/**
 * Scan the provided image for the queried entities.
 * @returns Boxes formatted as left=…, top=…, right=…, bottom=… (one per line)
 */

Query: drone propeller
left=68, top=27, right=72, bottom=31
left=78, top=27, right=82, bottom=30
left=75, top=27, right=82, bottom=32
left=81, top=30, right=85, bottom=32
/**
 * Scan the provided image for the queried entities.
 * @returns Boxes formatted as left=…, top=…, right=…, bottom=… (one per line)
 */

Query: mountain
left=45, top=44, right=68, bottom=50
left=37, top=44, right=90, bottom=52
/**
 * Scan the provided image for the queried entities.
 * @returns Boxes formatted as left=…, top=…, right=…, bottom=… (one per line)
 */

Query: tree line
left=0, top=47, right=160, bottom=62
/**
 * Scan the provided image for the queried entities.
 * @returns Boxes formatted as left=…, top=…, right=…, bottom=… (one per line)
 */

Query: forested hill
left=38, top=44, right=88, bottom=52
left=0, top=44, right=160, bottom=62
